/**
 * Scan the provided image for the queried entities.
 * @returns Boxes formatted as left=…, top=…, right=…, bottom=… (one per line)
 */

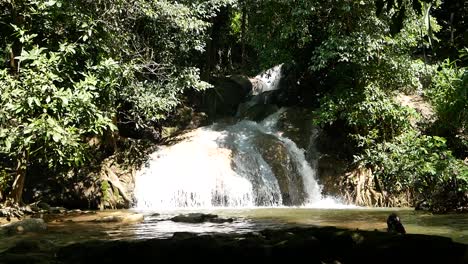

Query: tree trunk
left=201, top=7, right=230, bottom=81
left=201, top=18, right=215, bottom=81
left=9, top=3, right=24, bottom=75
left=8, top=151, right=28, bottom=205
left=240, top=2, right=247, bottom=69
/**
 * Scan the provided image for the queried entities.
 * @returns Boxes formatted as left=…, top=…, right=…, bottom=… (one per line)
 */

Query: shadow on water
left=1, top=207, right=467, bottom=253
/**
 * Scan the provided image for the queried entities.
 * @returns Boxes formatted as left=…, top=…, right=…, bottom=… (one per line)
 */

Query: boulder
left=254, top=134, right=306, bottom=205
left=237, top=103, right=279, bottom=122
left=197, top=76, right=252, bottom=119
left=276, top=107, right=317, bottom=150
left=170, top=213, right=233, bottom=224
left=2, top=218, right=47, bottom=235
left=48, top=207, right=67, bottom=214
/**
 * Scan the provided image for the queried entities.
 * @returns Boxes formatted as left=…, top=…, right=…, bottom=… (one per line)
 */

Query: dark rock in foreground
left=1, top=218, right=47, bottom=235
left=170, top=213, right=234, bottom=223
left=1, top=226, right=467, bottom=263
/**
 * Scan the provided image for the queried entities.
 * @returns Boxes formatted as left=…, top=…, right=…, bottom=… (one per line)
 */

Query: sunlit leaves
left=356, top=130, right=467, bottom=203
left=0, top=44, right=114, bottom=168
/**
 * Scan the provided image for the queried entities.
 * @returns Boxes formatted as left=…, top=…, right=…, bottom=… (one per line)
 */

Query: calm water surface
left=1, top=207, right=467, bottom=252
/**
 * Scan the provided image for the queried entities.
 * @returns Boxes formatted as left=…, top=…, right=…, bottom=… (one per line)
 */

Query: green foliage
left=0, top=0, right=233, bottom=203
left=302, top=0, right=467, bottom=209
left=100, top=180, right=111, bottom=204
left=356, top=130, right=468, bottom=206
left=426, top=59, right=467, bottom=145
left=314, top=85, right=416, bottom=144
left=0, top=44, right=115, bottom=168
left=0, top=169, right=12, bottom=198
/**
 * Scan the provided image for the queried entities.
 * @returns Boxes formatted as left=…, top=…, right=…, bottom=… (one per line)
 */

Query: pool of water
left=1, top=207, right=467, bottom=252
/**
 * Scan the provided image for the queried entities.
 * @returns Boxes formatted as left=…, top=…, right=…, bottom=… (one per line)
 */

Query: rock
left=198, top=76, right=252, bottom=118
left=254, top=134, right=306, bottom=205
left=209, top=217, right=234, bottom=223
left=8, top=240, right=41, bottom=253
left=229, top=75, right=253, bottom=95
left=37, top=202, right=50, bottom=211
left=276, top=107, right=317, bottom=150
left=2, top=218, right=47, bottom=235
left=415, top=200, right=431, bottom=211
left=55, top=226, right=468, bottom=263
left=0, top=252, right=53, bottom=264
left=387, top=213, right=406, bottom=234
left=237, top=103, right=279, bottom=122
left=93, top=213, right=144, bottom=224
left=170, top=213, right=233, bottom=224
left=172, top=232, right=198, bottom=240
left=49, top=207, right=67, bottom=214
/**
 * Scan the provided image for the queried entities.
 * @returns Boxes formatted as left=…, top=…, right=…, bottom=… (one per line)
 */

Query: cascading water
left=135, top=108, right=328, bottom=209
left=134, top=129, right=255, bottom=209
left=135, top=64, right=341, bottom=209
left=250, top=64, right=283, bottom=95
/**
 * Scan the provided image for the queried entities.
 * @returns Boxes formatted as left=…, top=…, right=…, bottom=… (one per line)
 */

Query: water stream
left=134, top=107, right=334, bottom=209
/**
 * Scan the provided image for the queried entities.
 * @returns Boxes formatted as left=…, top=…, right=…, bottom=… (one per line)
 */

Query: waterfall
left=135, top=108, right=327, bottom=209
left=134, top=129, right=255, bottom=209
left=250, top=64, right=283, bottom=95
left=134, top=64, right=339, bottom=209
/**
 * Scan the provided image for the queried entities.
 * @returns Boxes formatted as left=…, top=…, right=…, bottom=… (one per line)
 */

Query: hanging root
left=340, top=167, right=404, bottom=207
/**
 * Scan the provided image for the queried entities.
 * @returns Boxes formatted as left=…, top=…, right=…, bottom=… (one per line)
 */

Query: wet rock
left=55, top=227, right=468, bottom=263
left=170, top=213, right=233, bottom=224
left=254, top=134, right=306, bottom=205
left=49, top=207, right=67, bottom=214
left=387, top=213, right=406, bottom=234
left=276, top=107, right=317, bottom=150
left=7, top=239, right=55, bottom=253
left=93, top=213, right=144, bottom=224
left=2, top=218, right=47, bottom=235
left=237, top=103, right=279, bottom=122
left=172, top=232, right=198, bottom=240
left=0, top=252, right=53, bottom=264
left=37, top=202, right=50, bottom=211
left=197, top=76, right=252, bottom=119
left=209, top=217, right=234, bottom=223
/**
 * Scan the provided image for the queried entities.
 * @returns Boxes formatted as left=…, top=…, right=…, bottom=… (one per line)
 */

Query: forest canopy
left=0, top=0, right=466, bottom=212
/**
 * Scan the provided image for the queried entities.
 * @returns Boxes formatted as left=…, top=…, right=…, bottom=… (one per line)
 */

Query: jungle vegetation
left=0, top=0, right=466, bottom=212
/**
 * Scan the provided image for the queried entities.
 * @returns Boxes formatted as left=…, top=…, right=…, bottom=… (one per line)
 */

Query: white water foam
left=251, top=64, right=283, bottom=95
left=135, top=129, right=255, bottom=209
left=135, top=64, right=350, bottom=210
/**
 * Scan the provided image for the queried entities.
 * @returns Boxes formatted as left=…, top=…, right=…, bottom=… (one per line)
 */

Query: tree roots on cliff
left=340, top=167, right=411, bottom=207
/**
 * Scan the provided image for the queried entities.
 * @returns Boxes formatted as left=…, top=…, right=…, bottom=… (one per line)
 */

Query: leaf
left=397, top=0, right=403, bottom=8
left=386, top=0, right=394, bottom=11
left=45, top=0, right=57, bottom=6
left=60, top=96, right=69, bottom=106
left=412, top=0, right=422, bottom=15
left=52, top=133, right=62, bottom=143
left=423, top=3, right=433, bottom=46
left=5, top=139, right=12, bottom=152
left=109, top=123, right=118, bottom=132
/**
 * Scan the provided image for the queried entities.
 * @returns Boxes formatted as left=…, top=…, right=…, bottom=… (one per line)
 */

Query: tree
left=0, top=0, right=233, bottom=205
